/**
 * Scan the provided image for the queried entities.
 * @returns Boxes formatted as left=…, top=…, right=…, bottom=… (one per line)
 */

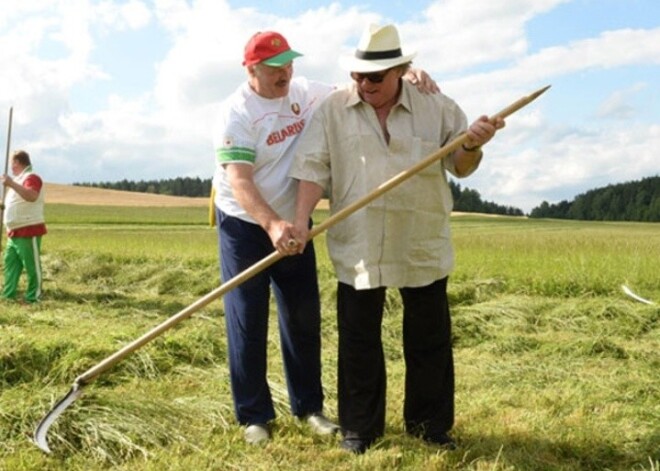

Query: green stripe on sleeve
left=216, top=147, right=256, bottom=164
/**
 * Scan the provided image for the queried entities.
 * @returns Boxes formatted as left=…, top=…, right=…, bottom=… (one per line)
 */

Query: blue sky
left=1, top=0, right=658, bottom=212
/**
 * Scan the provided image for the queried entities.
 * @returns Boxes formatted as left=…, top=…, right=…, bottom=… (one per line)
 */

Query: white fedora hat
left=340, top=23, right=417, bottom=73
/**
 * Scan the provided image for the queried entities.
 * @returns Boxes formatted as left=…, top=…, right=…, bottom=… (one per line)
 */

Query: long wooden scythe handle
left=0, top=106, right=13, bottom=253
left=33, top=85, right=551, bottom=454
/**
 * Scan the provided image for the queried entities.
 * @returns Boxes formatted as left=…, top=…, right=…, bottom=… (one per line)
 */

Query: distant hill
left=529, top=176, right=660, bottom=222
left=45, top=183, right=208, bottom=207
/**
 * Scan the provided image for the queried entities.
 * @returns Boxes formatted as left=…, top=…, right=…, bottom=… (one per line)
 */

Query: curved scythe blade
left=621, top=284, right=655, bottom=305
left=33, top=383, right=83, bottom=453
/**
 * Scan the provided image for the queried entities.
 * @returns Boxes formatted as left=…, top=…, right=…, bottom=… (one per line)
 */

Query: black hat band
left=355, top=48, right=402, bottom=60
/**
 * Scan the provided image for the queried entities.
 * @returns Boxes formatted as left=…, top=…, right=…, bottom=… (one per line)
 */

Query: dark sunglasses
left=350, top=68, right=392, bottom=84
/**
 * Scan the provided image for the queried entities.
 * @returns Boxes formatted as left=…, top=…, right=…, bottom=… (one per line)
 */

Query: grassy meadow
left=1, top=204, right=658, bottom=471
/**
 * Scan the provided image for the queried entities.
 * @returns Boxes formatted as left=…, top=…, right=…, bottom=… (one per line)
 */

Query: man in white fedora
left=288, top=23, right=505, bottom=453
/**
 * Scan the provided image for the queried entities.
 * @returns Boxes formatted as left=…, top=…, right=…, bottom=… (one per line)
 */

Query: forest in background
left=74, top=175, right=660, bottom=221
left=530, top=175, right=659, bottom=222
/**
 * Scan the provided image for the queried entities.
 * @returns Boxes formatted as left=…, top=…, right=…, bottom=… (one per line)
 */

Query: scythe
left=33, top=85, right=550, bottom=453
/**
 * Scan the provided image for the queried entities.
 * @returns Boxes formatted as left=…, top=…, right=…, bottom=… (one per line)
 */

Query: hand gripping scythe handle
left=33, top=85, right=550, bottom=453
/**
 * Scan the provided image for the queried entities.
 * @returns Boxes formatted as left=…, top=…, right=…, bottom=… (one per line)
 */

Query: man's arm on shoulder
left=404, top=68, right=440, bottom=94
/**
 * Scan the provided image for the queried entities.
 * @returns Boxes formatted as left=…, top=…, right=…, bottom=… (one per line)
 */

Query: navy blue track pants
left=217, top=208, right=324, bottom=425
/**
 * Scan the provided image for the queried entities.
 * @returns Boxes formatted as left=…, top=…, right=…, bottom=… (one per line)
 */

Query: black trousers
left=337, top=278, right=454, bottom=440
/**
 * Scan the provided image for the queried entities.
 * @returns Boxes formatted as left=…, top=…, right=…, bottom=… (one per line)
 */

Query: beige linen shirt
left=291, top=81, right=478, bottom=290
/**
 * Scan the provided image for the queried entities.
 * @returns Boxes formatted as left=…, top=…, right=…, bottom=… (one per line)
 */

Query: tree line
left=74, top=177, right=526, bottom=217
left=75, top=175, right=659, bottom=222
left=449, top=181, right=524, bottom=216
left=75, top=177, right=211, bottom=198
left=529, top=175, right=660, bottom=222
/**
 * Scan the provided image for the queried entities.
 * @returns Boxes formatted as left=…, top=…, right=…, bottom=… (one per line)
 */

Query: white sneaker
left=244, top=423, right=270, bottom=445
left=305, top=412, right=339, bottom=435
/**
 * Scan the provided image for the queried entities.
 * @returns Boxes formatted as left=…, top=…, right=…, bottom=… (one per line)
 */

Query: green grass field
left=1, top=206, right=658, bottom=470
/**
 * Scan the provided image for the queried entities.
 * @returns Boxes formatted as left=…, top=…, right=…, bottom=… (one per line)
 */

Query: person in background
left=212, top=30, right=439, bottom=445
left=1, top=150, right=47, bottom=304
left=288, top=23, right=505, bottom=454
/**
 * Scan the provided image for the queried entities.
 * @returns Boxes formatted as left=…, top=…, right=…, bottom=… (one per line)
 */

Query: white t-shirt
left=212, top=77, right=334, bottom=223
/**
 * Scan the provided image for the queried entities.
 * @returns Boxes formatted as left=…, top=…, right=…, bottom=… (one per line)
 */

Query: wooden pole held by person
left=0, top=107, right=13, bottom=253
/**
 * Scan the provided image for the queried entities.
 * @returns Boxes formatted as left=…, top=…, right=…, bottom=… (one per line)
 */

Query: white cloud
left=0, top=0, right=108, bottom=106
left=470, top=120, right=660, bottom=212
left=438, top=27, right=660, bottom=114
left=0, top=0, right=658, bottom=214
left=95, top=0, right=152, bottom=31
left=596, top=83, right=646, bottom=120
left=406, top=0, right=570, bottom=73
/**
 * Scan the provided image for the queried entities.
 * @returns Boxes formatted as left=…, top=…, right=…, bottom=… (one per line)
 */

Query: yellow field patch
left=44, top=183, right=209, bottom=207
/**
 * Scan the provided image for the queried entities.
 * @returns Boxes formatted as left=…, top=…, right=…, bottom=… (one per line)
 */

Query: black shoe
left=423, top=432, right=457, bottom=450
left=340, top=437, right=372, bottom=454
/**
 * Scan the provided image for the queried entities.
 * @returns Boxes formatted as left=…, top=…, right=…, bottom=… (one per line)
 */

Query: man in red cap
left=211, top=30, right=438, bottom=445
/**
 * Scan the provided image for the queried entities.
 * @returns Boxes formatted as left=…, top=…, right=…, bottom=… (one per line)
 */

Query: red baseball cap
left=242, top=31, right=303, bottom=67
